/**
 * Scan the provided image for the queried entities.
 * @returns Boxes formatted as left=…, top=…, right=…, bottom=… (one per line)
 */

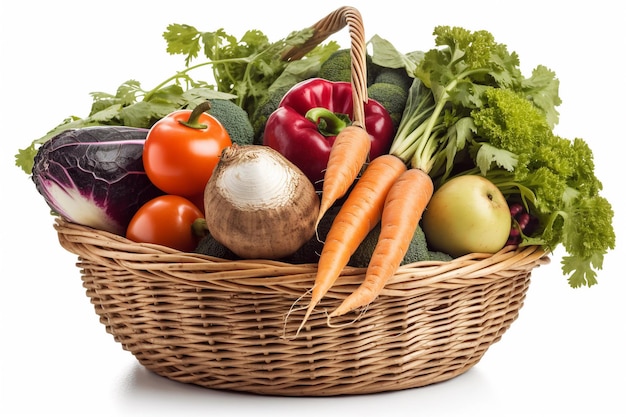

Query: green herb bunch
left=15, top=24, right=338, bottom=174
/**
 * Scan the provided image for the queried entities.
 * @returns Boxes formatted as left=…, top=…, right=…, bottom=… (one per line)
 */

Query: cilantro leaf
left=163, top=24, right=203, bottom=65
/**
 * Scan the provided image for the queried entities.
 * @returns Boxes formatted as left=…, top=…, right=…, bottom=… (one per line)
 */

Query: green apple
left=421, top=175, right=511, bottom=257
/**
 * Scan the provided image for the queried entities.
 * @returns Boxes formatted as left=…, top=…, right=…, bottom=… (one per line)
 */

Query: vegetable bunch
left=347, top=26, right=615, bottom=289
left=465, top=88, right=614, bottom=287
left=297, top=24, right=615, bottom=324
left=16, top=13, right=615, bottom=304
left=15, top=24, right=339, bottom=175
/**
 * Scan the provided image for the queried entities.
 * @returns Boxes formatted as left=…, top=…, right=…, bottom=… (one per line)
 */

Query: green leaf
left=37, top=117, right=97, bottom=143
left=15, top=144, right=37, bottom=174
left=181, top=88, right=237, bottom=102
left=88, top=98, right=118, bottom=116
left=269, top=43, right=339, bottom=91
left=562, top=254, right=601, bottom=288
left=475, top=142, right=518, bottom=174
left=163, top=24, right=202, bottom=65
left=89, top=91, right=116, bottom=101
left=369, top=34, right=420, bottom=75
left=521, top=65, right=562, bottom=128
left=89, top=103, right=123, bottom=123
left=201, top=28, right=238, bottom=61
left=111, top=79, right=143, bottom=106
left=370, top=35, right=407, bottom=68
left=118, top=101, right=177, bottom=128
left=146, top=83, right=186, bottom=106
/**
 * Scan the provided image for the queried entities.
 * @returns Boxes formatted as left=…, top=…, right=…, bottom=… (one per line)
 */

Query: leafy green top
left=162, top=25, right=337, bottom=115
left=469, top=88, right=615, bottom=287
left=372, top=26, right=614, bottom=288
left=15, top=24, right=338, bottom=174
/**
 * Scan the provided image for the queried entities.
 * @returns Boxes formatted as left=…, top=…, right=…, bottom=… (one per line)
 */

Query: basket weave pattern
left=56, top=219, right=548, bottom=396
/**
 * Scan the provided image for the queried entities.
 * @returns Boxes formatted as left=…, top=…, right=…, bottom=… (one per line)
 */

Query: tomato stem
left=179, top=101, right=212, bottom=129
left=192, top=218, right=209, bottom=238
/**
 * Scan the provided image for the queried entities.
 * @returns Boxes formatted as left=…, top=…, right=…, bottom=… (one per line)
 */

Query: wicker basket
left=55, top=218, right=548, bottom=396
left=52, top=7, right=551, bottom=396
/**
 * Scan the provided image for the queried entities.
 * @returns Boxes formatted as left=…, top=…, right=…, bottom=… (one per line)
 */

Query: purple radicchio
left=31, top=126, right=163, bottom=235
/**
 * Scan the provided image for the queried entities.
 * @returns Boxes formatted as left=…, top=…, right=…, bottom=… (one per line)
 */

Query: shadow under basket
left=54, top=218, right=549, bottom=396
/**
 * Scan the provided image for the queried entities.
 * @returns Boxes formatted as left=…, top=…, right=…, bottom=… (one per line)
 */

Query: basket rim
left=54, top=217, right=550, bottom=291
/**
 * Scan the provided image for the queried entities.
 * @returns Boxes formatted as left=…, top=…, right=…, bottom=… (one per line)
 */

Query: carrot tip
left=295, top=304, right=316, bottom=336
left=329, top=303, right=352, bottom=318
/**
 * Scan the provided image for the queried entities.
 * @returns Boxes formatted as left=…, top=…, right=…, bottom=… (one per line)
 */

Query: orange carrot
left=329, top=168, right=434, bottom=318
left=316, top=125, right=371, bottom=227
left=298, top=154, right=407, bottom=331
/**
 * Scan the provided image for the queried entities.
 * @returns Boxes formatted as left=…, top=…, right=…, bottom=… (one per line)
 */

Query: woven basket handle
left=280, top=6, right=368, bottom=127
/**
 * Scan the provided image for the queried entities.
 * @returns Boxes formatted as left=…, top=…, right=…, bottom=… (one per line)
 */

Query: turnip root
left=203, top=144, right=319, bottom=259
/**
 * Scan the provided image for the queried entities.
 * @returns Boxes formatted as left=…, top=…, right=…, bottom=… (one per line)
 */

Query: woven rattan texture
left=55, top=219, right=549, bottom=396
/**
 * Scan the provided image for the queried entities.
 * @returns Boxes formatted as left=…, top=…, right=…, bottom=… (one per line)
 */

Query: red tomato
left=143, top=102, right=232, bottom=197
left=126, top=195, right=204, bottom=252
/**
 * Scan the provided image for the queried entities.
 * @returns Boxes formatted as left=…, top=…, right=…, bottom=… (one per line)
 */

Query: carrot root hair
left=329, top=168, right=434, bottom=318
left=297, top=154, right=407, bottom=335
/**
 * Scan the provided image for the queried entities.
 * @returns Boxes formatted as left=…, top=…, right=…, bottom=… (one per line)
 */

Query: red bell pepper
left=263, top=78, right=395, bottom=188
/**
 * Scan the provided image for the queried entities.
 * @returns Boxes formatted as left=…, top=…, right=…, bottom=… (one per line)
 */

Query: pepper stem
left=305, top=107, right=352, bottom=137
left=179, top=101, right=212, bottom=129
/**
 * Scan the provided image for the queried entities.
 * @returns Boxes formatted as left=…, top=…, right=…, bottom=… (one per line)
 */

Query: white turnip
left=203, top=144, right=319, bottom=259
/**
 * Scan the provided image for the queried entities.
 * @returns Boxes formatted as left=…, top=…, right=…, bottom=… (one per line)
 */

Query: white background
left=1, top=1, right=624, bottom=416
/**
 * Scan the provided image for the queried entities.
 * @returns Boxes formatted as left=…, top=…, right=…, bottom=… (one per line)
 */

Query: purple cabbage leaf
left=31, top=126, right=163, bottom=235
